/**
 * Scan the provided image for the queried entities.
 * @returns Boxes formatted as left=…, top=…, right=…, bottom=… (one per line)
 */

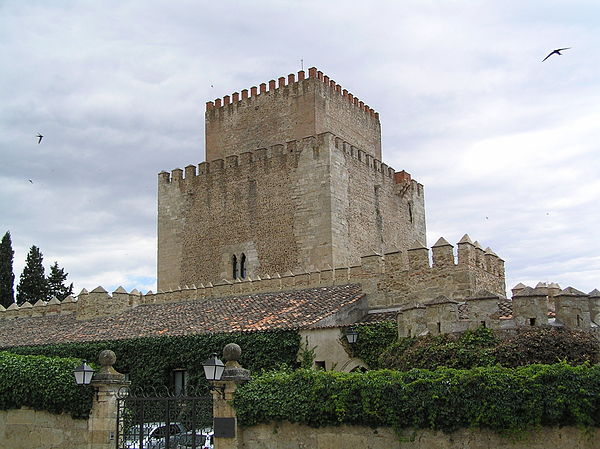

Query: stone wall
left=299, top=327, right=366, bottom=372
left=0, top=238, right=505, bottom=322
left=205, top=68, right=381, bottom=162
left=239, top=422, right=600, bottom=449
left=157, top=132, right=424, bottom=291
left=0, top=407, right=89, bottom=449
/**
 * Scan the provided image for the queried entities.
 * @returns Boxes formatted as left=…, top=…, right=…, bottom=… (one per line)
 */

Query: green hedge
left=0, top=352, right=93, bottom=418
left=5, top=330, right=301, bottom=391
left=234, top=363, right=600, bottom=432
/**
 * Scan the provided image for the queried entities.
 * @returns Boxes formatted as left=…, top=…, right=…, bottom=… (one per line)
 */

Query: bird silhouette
left=36, top=133, right=43, bottom=144
left=542, top=47, right=571, bottom=62
left=28, top=179, right=33, bottom=184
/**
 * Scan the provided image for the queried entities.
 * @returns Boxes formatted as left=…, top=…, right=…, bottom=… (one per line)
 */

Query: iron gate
left=116, top=386, right=213, bottom=449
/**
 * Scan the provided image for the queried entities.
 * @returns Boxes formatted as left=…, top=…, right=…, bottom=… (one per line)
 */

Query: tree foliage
left=234, top=363, right=600, bottom=433
left=47, top=261, right=73, bottom=300
left=0, top=231, right=15, bottom=308
left=16, top=245, right=48, bottom=305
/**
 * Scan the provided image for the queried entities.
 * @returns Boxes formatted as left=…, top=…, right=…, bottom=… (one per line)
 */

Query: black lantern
left=202, top=353, right=225, bottom=381
left=73, top=361, right=95, bottom=385
left=345, top=327, right=358, bottom=344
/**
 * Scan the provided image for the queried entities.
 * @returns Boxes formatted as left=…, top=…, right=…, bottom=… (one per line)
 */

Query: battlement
left=158, top=132, right=422, bottom=194
left=2, top=236, right=504, bottom=321
left=376, top=235, right=506, bottom=308
left=397, top=283, right=600, bottom=338
left=403, top=234, right=504, bottom=274
left=204, top=68, right=382, bottom=162
left=206, top=67, right=378, bottom=119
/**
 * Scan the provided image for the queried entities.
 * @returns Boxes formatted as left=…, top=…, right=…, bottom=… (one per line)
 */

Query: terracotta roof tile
left=0, top=284, right=364, bottom=348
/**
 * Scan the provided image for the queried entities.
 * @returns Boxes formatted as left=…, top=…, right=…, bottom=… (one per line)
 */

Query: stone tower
left=157, top=68, right=426, bottom=290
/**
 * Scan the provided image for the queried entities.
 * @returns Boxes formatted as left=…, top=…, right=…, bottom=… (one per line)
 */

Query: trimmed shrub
left=0, top=352, right=93, bottom=418
left=234, top=363, right=600, bottom=433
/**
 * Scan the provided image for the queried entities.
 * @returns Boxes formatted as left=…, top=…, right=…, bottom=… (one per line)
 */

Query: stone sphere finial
left=223, top=343, right=241, bottom=362
left=98, top=349, right=117, bottom=367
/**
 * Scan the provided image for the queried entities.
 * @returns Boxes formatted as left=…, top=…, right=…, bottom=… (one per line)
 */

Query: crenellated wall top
left=205, top=67, right=379, bottom=120
left=158, top=132, right=421, bottom=192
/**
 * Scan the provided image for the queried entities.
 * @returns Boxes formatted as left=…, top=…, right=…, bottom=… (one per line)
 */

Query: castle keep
left=158, top=68, right=426, bottom=290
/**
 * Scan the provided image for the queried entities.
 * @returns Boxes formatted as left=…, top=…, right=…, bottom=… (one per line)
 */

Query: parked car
left=123, top=422, right=187, bottom=449
left=151, top=427, right=214, bottom=449
left=174, top=428, right=214, bottom=449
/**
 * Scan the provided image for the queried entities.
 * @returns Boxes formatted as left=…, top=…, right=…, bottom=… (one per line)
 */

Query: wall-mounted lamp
left=202, top=353, right=226, bottom=398
left=73, top=361, right=95, bottom=385
left=73, top=361, right=98, bottom=399
left=345, top=327, right=358, bottom=344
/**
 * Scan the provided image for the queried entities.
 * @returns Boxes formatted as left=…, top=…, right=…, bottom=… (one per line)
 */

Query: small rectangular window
left=529, top=318, right=536, bottom=326
left=315, top=361, right=326, bottom=370
left=173, top=369, right=188, bottom=396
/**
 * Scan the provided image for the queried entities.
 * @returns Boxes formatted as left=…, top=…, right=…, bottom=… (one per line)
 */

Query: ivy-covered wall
left=0, top=352, right=93, bottom=418
left=234, top=363, right=600, bottom=433
left=348, top=323, right=600, bottom=370
left=4, top=330, right=301, bottom=391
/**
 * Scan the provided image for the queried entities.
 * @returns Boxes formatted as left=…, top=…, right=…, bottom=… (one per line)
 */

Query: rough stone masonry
left=157, top=68, right=425, bottom=290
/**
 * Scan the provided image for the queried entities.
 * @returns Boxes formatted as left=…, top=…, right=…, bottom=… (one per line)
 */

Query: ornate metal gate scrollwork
left=116, top=385, right=213, bottom=449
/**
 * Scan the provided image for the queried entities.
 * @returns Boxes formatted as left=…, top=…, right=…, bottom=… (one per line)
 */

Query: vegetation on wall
left=234, top=363, right=600, bottom=433
left=378, top=327, right=599, bottom=371
left=0, top=351, right=93, bottom=418
left=344, top=321, right=397, bottom=368
left=6, top=330, right=301, bottom=391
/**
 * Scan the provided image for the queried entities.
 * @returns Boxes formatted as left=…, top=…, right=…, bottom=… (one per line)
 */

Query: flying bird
left=28, top=179, right=33, bottom=184
left=36, top=133, right=43, bottom=144
left=542, top=47, right=571, bottom=62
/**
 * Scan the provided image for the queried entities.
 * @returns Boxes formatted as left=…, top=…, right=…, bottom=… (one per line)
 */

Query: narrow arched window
left=240, top=253, right=247, bottom=279
left=232, top=255, right=238, bottom=279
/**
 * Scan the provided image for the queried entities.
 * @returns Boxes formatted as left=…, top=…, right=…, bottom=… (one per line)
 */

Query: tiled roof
left=0, top=284, right=364, bottom=348
left=357, top=311, right=398, bottom=323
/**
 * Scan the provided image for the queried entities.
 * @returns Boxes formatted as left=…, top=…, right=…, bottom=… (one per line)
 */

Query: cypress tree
left=0, top=231, right=15, bottom=308
left=47, top=261, right=73, bottom=300
left=16, top=245, right=48, bottom=305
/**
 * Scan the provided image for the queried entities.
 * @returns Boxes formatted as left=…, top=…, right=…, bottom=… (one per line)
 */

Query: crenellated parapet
left=158, top=132, right=420, bottom=192
left=377, top=235, right=506, bottom=308
left=206, top=67, right=378, bottom=120
left=397, top=282, right=600, bottom=338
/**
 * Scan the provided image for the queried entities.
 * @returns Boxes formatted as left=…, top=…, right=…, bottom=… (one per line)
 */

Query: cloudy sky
left=1, top=0, right=599, bottom=297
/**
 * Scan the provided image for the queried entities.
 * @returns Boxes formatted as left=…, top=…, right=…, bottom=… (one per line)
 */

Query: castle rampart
left=205, top=67, right=381, bottom=161
left=3, top=236, right=503, bottom=321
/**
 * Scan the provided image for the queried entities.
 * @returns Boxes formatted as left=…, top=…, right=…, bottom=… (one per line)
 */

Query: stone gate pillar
left=88, top=350, right=129, bottom=449
left=212, top=343, right=251, bottom=449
